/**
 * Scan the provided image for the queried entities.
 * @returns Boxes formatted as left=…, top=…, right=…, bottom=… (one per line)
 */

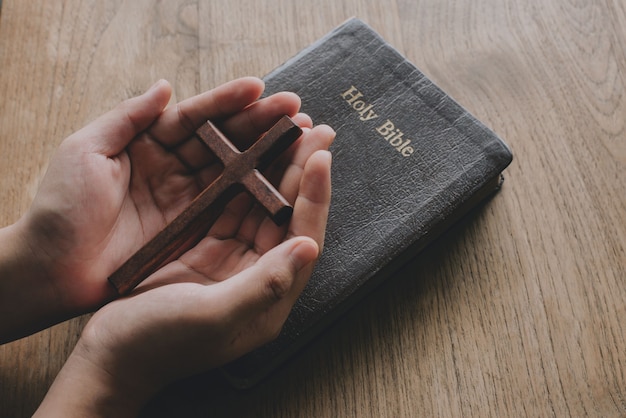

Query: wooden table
left=1, top=1, right=624, bottom=416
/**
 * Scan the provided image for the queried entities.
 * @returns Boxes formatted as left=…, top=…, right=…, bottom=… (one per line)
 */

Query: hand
left=33, top=84, right=334, bottom=417
left=0, top=77, right=332, bottom=342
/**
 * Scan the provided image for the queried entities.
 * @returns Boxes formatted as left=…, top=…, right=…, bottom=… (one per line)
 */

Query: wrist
left=0, top=220, right=61, bottom=342
left=35, top=340, right=155, bottom=418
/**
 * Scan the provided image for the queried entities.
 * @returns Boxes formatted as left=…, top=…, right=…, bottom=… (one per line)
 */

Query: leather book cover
left=222, top=18, right=513, bottom=387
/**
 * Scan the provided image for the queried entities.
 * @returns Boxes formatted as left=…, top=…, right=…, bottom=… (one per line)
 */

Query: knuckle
left=176, top=103, right=196, bottom=135
left=263, top=266, right=294, bottom=302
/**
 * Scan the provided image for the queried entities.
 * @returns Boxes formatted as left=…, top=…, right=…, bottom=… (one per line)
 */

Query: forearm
left=0, top=220, right=63, bottom=343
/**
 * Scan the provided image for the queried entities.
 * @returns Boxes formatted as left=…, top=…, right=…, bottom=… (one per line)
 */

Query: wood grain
left=0, top=0, right=624, bottom=417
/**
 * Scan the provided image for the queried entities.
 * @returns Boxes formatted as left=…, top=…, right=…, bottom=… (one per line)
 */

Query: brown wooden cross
left=108, top=115, right=303, bottom=294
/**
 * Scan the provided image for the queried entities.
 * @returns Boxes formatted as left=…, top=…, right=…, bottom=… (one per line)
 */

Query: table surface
left=1, top=1, right=625, bottom=417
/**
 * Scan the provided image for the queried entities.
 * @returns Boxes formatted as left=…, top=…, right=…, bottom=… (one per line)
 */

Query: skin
left=0, top=77, right=334, bottom=416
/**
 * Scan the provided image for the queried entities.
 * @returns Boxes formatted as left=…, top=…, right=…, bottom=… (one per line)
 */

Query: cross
left=108, top=115, right=303, bottom=294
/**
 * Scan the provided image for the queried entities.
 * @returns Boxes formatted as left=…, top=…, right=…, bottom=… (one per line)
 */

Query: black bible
left=222, top=18, right=513, bottom=387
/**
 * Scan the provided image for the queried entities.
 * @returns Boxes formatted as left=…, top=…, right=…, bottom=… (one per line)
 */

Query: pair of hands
left=0, top=77, right=333, bottom=416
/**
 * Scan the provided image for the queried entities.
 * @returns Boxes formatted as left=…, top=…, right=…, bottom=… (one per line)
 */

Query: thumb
left=81, top=79, right=172, bottom=156
left=219, top=236, right=319, bottom=324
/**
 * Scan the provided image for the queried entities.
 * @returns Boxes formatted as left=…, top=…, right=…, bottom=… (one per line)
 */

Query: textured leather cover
left=222, top=18, right=513, bottom=387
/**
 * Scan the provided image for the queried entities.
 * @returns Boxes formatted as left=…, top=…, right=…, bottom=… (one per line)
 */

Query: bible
left=222, top=18, right=513, bottom=387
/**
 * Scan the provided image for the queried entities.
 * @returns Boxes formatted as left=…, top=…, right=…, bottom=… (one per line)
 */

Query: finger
left=286, top=149, right=333, bottom=249
left=219, top=92, right=301, bottom=147
left=148, top=77, right=265, bottom=149
left=77, top=79, right=172, bottom=156
left=205, top=191, right=256, bottom=241
left=169, top=92, right=303, bottom=172
left=271, top=124, right=335, bottom=204
left=252, top=126, right=334, bottom=252
left=291, top=113, right=313, bottom=129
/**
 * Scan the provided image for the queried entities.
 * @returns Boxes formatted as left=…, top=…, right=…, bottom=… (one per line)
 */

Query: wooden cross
left=108, top=115, right=303, bottom=294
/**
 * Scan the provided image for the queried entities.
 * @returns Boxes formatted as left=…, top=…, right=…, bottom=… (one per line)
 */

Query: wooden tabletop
left=1, top=1, right=624, bottom=417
